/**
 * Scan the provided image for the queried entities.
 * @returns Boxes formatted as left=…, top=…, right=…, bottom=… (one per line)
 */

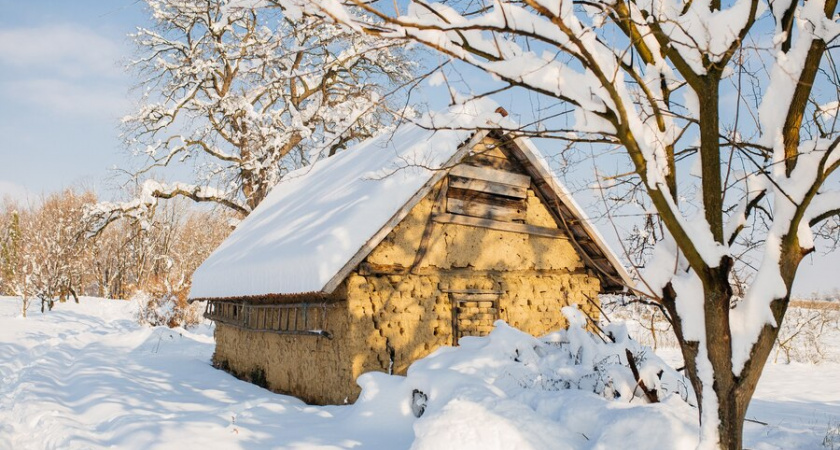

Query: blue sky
left=0, top=1, right=836, bottom=296
left=0, top=0, right=146, bottom=200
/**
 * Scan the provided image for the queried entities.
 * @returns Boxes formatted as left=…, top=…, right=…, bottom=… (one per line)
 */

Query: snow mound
left=350, top=307, right=699, bottom=450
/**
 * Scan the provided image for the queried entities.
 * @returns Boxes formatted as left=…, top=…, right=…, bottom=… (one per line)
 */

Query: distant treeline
left=0, top=188, right=230, bottom=314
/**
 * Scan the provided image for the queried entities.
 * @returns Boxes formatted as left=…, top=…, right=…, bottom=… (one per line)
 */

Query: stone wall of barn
left=210, top=297, right=358, bottom=405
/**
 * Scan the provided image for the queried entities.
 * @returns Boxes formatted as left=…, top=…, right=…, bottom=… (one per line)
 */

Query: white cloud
left=0, top=78, right=129, bottom=118
left=0, top=24, right=123, bottom=78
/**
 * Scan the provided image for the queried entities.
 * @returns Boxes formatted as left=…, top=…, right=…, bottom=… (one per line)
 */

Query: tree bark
left=715, top=393, right=749, bottom=450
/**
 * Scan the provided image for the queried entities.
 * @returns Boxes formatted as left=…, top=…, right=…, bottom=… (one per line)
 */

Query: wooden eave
left=188, top=290, right=342, bottom=304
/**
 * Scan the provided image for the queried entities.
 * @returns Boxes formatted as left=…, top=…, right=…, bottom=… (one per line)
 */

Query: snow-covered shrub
left=774, top=303, right=840, bottom=364
left=132, top=290, right=202, bottom=329
left=348, top=307, right=697, bottom=449
left=542, top=307, right=692, bottom=402
left=604, top=295, right=840, bottom=364
left=601, top=295, right=680, bottom=349
left=825, top=420, right=840, bottom=450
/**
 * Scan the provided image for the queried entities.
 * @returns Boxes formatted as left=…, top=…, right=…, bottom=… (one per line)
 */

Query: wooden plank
left=447, top=198, right=526, bottom=221
left=449, top=164, right=531, bottom=188
left=449, top=176, right=527, bottom=199
left=447, top=187, right=527, bottom=209
left=464, top=153, right=522, bottom=172
left=581, top=242, right=603, bottom=255
left=451, top=297, right=460, bottom=345
left=589, top=257, right=612, bottom=269
left=566, top=223, right=590, bottom=239
left=433, top=213, right=566, bottom=239
left=213, top=318, right=333, bottom=338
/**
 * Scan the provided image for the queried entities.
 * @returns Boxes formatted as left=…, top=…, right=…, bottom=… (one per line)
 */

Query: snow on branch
left=86, top=180, right=248, bottom=234
left=114, top=0, right=418, bottom=216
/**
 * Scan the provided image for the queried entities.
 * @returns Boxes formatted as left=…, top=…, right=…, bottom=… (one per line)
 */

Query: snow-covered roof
left=190, top=102, right=631, bottom=300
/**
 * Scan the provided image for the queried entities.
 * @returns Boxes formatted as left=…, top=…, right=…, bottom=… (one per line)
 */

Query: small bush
left=601, top=295, right=840, bottom=363
left=132, top=290, right=202, bottom=328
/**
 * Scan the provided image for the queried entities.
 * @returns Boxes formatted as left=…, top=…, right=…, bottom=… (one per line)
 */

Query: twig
left=625, top=348, right=659, bottom=403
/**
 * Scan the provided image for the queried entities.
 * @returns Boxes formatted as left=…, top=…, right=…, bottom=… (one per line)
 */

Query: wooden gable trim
left=499, top=134, right=634, bottom=292
left=319, top=130, right=491, bottom=294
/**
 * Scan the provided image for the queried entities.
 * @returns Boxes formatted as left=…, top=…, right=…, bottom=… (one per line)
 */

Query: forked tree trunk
left=711, top=320, right=778, bottom=450
left=666, top=260, right=796, bottom=449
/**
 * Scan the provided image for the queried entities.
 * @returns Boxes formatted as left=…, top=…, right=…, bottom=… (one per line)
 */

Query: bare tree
left=280, top=0, right=840, bottom=448
left=88, top=197, right=231, bottom=301
left=0, top=189, right=230, bottom=315
left=92, top=0, right=416, bottom=228
left=0, top=205, right=31, bottom=317
left=0, top=190, right=96, bottom=314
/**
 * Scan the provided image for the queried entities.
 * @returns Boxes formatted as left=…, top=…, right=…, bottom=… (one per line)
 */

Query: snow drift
left=347, top=307, right=699, bottom=449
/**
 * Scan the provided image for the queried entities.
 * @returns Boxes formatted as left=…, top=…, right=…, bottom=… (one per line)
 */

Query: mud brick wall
left=211, top=301, right=356, bottom=405
left=340, top=271, right=600, bottom=393
left=342, top=180, right=602, bottom=397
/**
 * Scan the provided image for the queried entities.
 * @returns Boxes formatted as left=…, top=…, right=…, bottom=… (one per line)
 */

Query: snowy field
left=1, top=297, right=838, bottom=450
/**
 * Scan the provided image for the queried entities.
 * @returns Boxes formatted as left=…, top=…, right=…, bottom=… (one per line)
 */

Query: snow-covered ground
left=0, top=297, right=838, bottom=449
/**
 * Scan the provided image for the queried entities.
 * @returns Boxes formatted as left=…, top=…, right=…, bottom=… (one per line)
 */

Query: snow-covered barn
left=189, top=104, right=632, bottom=405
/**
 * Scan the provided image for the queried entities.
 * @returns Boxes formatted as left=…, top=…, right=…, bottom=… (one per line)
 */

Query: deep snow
left=0, top=297, right=837, bottom=449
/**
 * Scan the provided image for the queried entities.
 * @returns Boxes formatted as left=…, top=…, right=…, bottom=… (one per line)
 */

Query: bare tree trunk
left=667, top=253, right=799, bottom=449
left=716, top=394, right=749, bottom=450
left=663, top=265, right=757, bottom=450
